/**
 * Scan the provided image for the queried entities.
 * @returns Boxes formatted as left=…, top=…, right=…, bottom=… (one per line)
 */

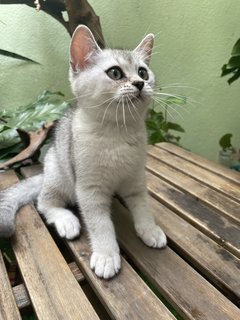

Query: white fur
left=0, top=26, right=167, bottom=279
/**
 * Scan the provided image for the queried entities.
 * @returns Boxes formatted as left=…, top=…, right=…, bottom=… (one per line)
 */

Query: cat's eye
left=138, top=67, right=149, bottom=80
left=106, top=67, right=124, bottom=80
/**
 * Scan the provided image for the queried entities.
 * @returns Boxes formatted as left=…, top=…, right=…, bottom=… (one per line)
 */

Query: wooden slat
left=82, top=283, right=112, bottom=320
left=22, top=166, right=240, bottom=258
left=0, top=252, right=21, bottom=320
left=13, top=262, right=85, bottom=309
left=66, top=232, right=175, bottom=320
left=148, top=145, right=240, bottom=203
left=150, top=197, right=240, bottom=305
left=146, top=155, right=240, bottom=225
left=0, top=171, right=99, bottom=320
left=157, top=142, right=240, bottom=185
left=112, top=200, right=240, bottom=320
left=21, top=166, right=175, bottom=320
left=13, top=283, right=30, bottom=310
left=146, top=171, right=240, bottom=258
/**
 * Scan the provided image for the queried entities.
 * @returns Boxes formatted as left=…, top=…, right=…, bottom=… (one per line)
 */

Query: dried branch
left=1, top=0, right=105, bottom=46
left=64, top=0, right=105, bottom=47
left=0, top=122, right=55, bottom=170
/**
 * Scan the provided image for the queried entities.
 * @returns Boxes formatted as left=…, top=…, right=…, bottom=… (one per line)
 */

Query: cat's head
left=69, top=25, right=155, bottom=126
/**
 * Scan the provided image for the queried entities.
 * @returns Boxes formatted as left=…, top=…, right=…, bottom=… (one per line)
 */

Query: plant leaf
left=166, top=96, right=187, bottom=105
left=0, top=49, right=40, bottom=64
left=228, top=69, right=240, bottom=85
left=219, top=133, right=232, bottom=151
left=228, top=55, right=240, bottom=68
left=231, top=38, right=240, bottom=56
left=0, top=91, right=70, bottom=161
left=167, top=122, right=185, bottom=132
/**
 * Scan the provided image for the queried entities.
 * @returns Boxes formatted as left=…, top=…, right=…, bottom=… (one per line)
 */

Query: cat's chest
left=73, top=131, right=145, bottom=172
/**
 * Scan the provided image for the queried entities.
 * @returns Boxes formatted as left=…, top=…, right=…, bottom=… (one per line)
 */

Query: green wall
left=0, top=1, right=239, bottom=161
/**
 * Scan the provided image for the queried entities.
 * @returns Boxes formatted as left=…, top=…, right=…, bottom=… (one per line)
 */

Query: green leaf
left=219, top=133, right=232, bottom=151
left=167, top=122, right=185, bottom=132
left=148, top=131, right=165, bottom=144
left=0, top=91, right=70, bottom=162
left=222, top=39, right=240, bottom=84
left=166, top=96, right=187, bottom=105
left=0, top=49, right=40, bottom=64
left=231, top=38, right=240, bottom=56
left=228, top=69, right=240, bottom=85
left=221, top=64, right=236, bottom=77
left=228, top=55, right=240, bottom=68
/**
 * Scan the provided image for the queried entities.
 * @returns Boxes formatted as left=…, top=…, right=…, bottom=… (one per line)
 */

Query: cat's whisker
left=153, top=99, right=175, bottom=120
left=152, top=96, right=184, bottom=120
left=65, top=90, right=115, bottom=103
left=101, top=97, right=117, bottom=127
left=115, top=98, right=121, bottom=129
left=126, top=97, right=136, bottom=122
left=128, top=95, right=142, bottom=120
left=157, top=82, right=194, bottom=87
left=158, top=85, right=200, bottom=91
left=83, top=96, right=115, bottom=110
left=152, top=96, right=177, bottom=121
left=153, top=91, right=201, bottom=107
left=122, top=98, right=128, bottom=133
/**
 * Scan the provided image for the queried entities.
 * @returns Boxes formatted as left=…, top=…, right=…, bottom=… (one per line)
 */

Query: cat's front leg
left=76, top=186, right=121, bottom=279
left=119, top=175, right=167, bottom=248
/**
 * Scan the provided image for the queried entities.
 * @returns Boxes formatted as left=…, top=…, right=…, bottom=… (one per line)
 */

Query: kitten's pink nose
left=132, top=81, right=144, bottom=91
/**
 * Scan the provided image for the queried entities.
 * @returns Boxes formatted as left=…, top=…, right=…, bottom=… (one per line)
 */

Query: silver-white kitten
left=0, top=25, right=166, bottom=279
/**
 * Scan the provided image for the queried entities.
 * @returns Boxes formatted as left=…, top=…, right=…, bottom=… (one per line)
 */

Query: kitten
left=0, top=25, right=167, bottom=279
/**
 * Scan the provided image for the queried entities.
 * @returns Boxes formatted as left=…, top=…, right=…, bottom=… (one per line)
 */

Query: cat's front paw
left=54, top=214, right=81, bottom=240
left=136, top=224, right=167, bottom=248
left=90, top=252, right=121, bottom=279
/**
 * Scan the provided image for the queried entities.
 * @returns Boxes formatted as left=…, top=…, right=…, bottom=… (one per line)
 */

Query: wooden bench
left=0, top=142, right=239, bottom=319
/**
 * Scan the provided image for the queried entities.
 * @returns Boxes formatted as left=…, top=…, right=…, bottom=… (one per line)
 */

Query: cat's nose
left=132, top=81, right=144, bottom=91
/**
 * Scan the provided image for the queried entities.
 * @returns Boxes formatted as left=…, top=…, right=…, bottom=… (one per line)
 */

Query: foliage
left=0, top=91, right=70, bottom=163
left=146, top=96, right=186, bottom=145
left=221, top=38, right=240, bottom=84
left=0, top=49, right=40, bottom=64
left=219, top=133, right=233, bottom=151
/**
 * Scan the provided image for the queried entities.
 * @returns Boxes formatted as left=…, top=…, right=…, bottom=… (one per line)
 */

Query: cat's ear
left=70, top=25, right=101, bottom=72
left=133, top=33, right=154, bottom=65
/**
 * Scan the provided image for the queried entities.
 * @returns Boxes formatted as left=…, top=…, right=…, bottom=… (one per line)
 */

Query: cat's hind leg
left=37, top=150, right=80, bottom=240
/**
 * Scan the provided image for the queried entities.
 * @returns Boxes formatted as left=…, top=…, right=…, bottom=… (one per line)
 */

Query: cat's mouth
left=121, top=92, right=144, bottom=102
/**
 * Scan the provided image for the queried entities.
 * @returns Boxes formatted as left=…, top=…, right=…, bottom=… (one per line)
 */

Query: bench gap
left=148, top=189, right=239, bottom=257
left=52, top=233, right=113, bottom=320
left=166, top=237, right=240, bottom=307
left=120, top=249, right=183, bottom=320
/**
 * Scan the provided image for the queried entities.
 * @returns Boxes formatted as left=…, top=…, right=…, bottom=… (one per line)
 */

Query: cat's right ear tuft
left=70, top=25, right=101, bottom=73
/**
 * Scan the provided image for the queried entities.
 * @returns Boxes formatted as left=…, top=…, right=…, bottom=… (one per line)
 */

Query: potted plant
left=218, top=133, right=240, bottom=171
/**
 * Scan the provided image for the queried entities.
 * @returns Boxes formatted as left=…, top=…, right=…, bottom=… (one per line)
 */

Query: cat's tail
left=0, top=174, right=43, bottom=237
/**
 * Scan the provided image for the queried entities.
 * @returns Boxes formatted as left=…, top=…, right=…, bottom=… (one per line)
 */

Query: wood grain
left=0, top=171, right=99, bottom=320
left=146, top=171, right=240, bottom=258
left=66, top=231, right=175, bottom=320
left=13, top=262, right=85, bottom=309
left=21, top=165, right=175, bottom=320
left=156, top=142, right=240, bottom=185
left=146, top=155, right=240, bottom=224
left=0, top=252, right=21, bottom=320
left=148, top=145, right=240, bottom=203
left=112, top=200, right=240, bottom=320
left=150, top=197, right=240, bottom=305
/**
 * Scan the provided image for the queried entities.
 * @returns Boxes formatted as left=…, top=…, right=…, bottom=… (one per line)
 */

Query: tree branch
left=2, top=0, right=105, bottom=46
left=0, top=122, right=55, bottom=170
left=64, top=0, right=105, bottom=47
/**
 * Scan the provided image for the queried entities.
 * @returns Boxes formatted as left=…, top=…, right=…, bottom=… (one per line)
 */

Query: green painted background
left=0, top=0, right=239, bottom=161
